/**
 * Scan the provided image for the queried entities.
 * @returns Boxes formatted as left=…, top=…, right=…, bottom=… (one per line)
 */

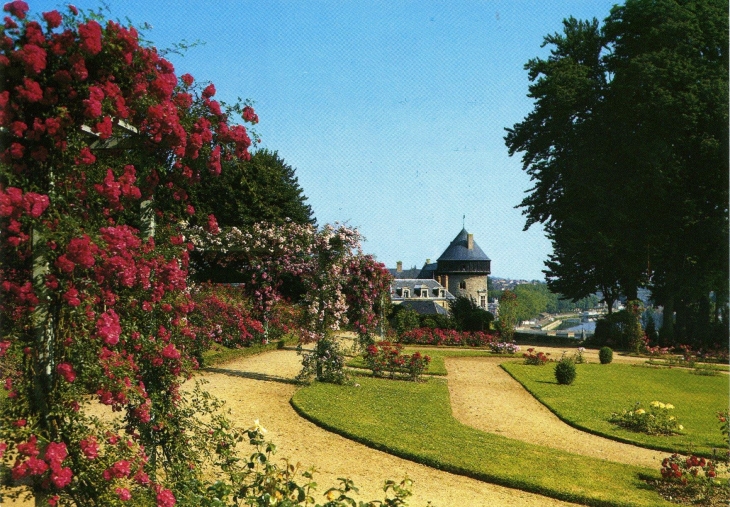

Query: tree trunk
left=32, top=229, right=53, bottom=507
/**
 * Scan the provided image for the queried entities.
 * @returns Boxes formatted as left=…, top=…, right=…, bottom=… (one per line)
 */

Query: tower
left=434, top=228, right=491, bottom=308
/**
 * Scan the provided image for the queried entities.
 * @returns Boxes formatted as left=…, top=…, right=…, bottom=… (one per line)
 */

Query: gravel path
left=445, top=355, right=662, bottom=468
left=200, top=349, right=579, bottom=507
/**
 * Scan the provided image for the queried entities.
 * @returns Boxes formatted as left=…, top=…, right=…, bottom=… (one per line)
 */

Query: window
left=421, top=289, right=428, bottom=298
left=480, top=296, right=486, bottom=308
left=459, top=281, right=466, bottom=290
left=402, top=288, right=410, bottom=298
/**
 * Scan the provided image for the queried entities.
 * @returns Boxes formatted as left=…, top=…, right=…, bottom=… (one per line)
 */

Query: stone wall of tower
left=447, top=274, right=488, bottom=307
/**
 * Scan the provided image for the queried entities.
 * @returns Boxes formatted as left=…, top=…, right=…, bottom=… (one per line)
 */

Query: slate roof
left=399, top=300, right=450, bottom=315
left=388, top=267, right=422, bottom=279
left=437, top=228, right=490, bottom=262
left=417, top=262, right=438, bottom=279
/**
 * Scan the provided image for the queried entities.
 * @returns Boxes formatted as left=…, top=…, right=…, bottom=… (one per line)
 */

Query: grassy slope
left=501, top=362, right=728, bottom=457
left=291, top=376, right=674, bottom=507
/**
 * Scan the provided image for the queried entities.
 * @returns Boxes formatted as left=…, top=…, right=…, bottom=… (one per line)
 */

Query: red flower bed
left=398, top=327, right=498, bottom=347
left=363, top=341, right=431, bottom=381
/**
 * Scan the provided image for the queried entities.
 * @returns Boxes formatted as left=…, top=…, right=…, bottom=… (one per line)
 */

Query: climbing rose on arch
left=0, top=4, right=259, bottom=504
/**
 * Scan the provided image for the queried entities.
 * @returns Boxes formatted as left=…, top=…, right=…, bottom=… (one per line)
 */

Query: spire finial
left=462, top=214, right=465, bottom=229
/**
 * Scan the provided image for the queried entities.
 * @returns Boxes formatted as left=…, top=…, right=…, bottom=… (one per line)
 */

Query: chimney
left=467, top=233, right=474, bottom=250
left=426, top=258, right=431, bottom=265
left=396, top=261, right=402, bottom=273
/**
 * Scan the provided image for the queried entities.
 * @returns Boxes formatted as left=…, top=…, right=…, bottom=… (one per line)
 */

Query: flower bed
left=609, top=401, right=684, bottom=435
left=523, top=348, right=550, bottom=365
left=398, top=327, right=497, bottom=347
left=364, top=341, right=431, bottom=381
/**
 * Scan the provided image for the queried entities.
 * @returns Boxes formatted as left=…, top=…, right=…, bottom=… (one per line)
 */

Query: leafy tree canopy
left=505, top=0, right=728, bottom=346
left=190, top=148, right=315, bottom=228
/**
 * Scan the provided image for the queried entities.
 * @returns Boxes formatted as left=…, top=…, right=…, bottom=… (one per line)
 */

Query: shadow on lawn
left=202, top=367, right=299, bottom=385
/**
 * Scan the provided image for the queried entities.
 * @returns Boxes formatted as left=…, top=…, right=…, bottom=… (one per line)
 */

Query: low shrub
left=654, top=453, right=728, bottom=506
left=523, top=348, right=550, bottom=365
left=554, top=357, right=576, bottom=385
left=609, top=401, right=683, bottom=435
left=489, top=341, right=520, bottom=354
left=599, top=346, right=613, bottom=364
left=363, top=341, right=431, bottom=381
left=573, top=346, right=586, bottom=364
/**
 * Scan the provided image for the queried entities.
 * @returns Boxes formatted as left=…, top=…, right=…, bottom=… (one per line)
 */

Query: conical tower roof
left=437, top=228, right=490, bottom=262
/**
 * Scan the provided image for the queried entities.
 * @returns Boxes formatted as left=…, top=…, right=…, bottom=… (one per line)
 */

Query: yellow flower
left=636, top=408, right=646, bottom=415
left=326, top=490, right=338, bottom=501
left=650, top=401, right=660, bottom=408
left=678, top=425, right=684, bottom=430
left=658, top=402, right=666, bottom=409
left=665, top=404, right=674, bottom=410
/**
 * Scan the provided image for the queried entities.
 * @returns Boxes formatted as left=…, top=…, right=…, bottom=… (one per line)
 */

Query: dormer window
left=420, top=288, right=428, bottom=298
left=439, top=289, right=445, bottom=298
left=402, top=288, right=410, bottom=298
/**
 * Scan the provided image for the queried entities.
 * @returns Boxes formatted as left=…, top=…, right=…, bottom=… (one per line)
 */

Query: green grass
left=292, top=376, right=673, bottom=507
left=346, top=347, right=499, bottom=376
left=202, top=334, right=298, bottom=366
left=502, top=362, right=728, bottom=457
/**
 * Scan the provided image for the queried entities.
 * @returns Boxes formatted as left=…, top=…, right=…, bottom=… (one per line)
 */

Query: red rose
left=42, top=10, right=62, bottom=28
left=3, top=1, right=29, bottom=20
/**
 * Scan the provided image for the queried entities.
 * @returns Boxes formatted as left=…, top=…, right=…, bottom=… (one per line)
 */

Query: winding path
left=445, top=356, right=662, bottom=468
left=200, top=349, right=581, bottom=507
left=197, top=346, right=666, bottom=507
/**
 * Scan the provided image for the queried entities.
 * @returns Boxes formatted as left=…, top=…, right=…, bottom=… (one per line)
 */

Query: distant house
left=390, top=278, right=455, bottom=315
left=388, top=228, right=492, bottom=315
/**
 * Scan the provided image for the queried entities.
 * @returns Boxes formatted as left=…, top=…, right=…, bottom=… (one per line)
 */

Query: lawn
left=291, top=376, right=674, bottom=507
left=501, top=362, right=728, bottom=457
left=346, top=346, right=501, bottom=376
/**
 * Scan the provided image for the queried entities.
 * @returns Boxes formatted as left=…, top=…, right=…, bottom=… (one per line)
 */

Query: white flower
left=250, top=419, right=267, bottom=434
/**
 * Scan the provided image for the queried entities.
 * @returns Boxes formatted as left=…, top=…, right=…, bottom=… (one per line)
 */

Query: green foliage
left=502, top=362, right=728, bottom=456
left=449, top=295, right=493, bottom=332
left=554, top=357, right=577, bottom=385
left=495, top=290, right=518, bottom=341
left=419, top=313, right=453, bottom=330
left=599, top=346, right=614, bottom=364
left=391, top=306, right=421, bottom=336
left=292, top=376, right=674, bottom=506
left=505, top=0, right=729, bottom=347
left=189, top=149, right=315, bottom=229
left=593, top=307, right=643, bottom=351
left=609, top=401, right=683, bottom=436
left=297, top=336, right=348, bottom=385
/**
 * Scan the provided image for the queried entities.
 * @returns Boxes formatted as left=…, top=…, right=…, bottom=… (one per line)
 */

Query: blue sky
left=33, top=0, right=620, bottom=279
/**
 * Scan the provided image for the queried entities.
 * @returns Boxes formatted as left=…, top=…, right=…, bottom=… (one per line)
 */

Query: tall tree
left=190, top=148, right=315, bottom=228
left=506, top=0, right=728, bottom=346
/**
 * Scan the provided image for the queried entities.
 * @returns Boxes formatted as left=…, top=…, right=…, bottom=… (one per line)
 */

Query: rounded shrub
left=555, top=359, right=577, bottom=385
left=599, top=346, right=614, bottom=364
